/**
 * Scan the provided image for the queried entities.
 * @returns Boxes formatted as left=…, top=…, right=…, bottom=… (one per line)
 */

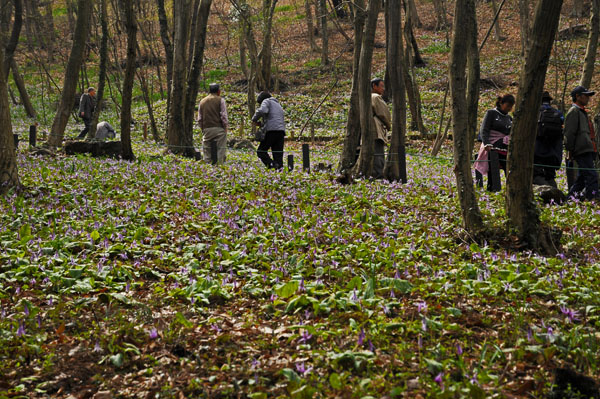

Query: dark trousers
left=78, top=118, right=92, bottom=139
left=533, top=156, right=560, bottom=188
left=487, top=139, right=507, bottom=191
left=257, top=130, right=284, bottom=169
left=569, top=152, right=599, bottom=200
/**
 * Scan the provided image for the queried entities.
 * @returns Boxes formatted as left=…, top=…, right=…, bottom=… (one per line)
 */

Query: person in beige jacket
left=371, top=78, right=391, bottom=178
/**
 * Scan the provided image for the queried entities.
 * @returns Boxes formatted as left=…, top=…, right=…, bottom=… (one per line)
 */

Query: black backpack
left=538, top=107, right=563, bottom=139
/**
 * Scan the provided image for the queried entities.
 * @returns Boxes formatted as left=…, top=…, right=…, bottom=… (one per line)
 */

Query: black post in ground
left=29, top=125, right=37, bottom=147
left=211, top=141, right=218, bottom=165
left=288, top=154, right=294, bottom=171
left=488, top=150, right=501, bottom=192
left=302, top=144, right=310, bottom=172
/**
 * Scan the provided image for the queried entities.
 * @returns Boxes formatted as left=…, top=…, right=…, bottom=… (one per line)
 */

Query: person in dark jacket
left=564, top=85, right=599, bottom=200
left=252, top=91, right=286, bottom=169
left=77, top=87, right=96, bottom=139
left=478, top=94, right=515, bottom=191
left=533, top=91, right=564, bottom=188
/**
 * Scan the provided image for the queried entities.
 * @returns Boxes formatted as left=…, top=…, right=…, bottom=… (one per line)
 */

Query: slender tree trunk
left=239, top=29, right=248, bottom=78
left=120, top=0, right=136, bottom=161
left=404, top=6, right=425, bottom=67
left=449, top=0, right=483, bottom=234
left=405, top=0, right=421, bottom=28
left=43, top=0, right=54, bottom=59
left=432, top=0, right=447, bottom=30
left=581, top=0, right=599, bottom=88
left=490, top=0, right=505, bottom=41
left=167, top=0, right=192, bottom=154
left=10, top=59, right=35, bottom=118
left=187, top=0, right=201, bottom=66
left=48, top=0, right=92, bottom=147
left=355, top=0, right=381, bottom=178
left=183, top=0, right=212, bottom=157
left=3, top=0, right=23, bottom=76
left=89, top=0, right=108, bottom=139
left=384, top=0, right=407, bottom=182
left=258, top=0, right=277, bottom=90
left=319, top=0, right=329, bottom=65
left=338, top=0, right=365, bottom=174
left=506, top=0, right=563, bottom=251
left=466, top=4, right=480, bottom=145
left=157, top=0, right=173, bottom=124
left=0, top=42, right=19, bottom=193
left=305, top=0, right=319, bottom=52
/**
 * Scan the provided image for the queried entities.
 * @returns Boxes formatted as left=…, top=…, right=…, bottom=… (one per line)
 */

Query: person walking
left=198, top=83, right=229, bottom=164
left=564, top=86, right=599, bottom=200
left=533, top=91, right=564, bottom=188
left=476, top=94, right=515, bottom=191
left=252, top=91, right=285, bottom=169
left=371, top=78, right=391, bottom=179
left=77, top=87, right=96, bottom=139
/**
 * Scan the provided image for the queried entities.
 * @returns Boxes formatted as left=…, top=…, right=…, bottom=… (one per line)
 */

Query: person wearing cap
left=77, top=87, right=96, bottom=139
left=564, top=85, right=599, bottom=200
left=252, top=91, right=286, bottom=169
left=371, top=78, right=391, bottom=179
left=533, top=91, right=563, bottom=188
left=198, top=83, right=229, bottom=164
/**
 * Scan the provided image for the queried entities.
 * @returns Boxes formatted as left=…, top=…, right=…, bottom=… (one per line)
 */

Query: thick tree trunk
left=167, top=0, right=192, bottom=154
left=258, top=0, right=277, bottom=90
left=10, top=59, right=35, bottom=118
left=449, top=0, right=483, bottom=234
left=384, top=0, right=407, bottom=182
left=0, top=47, right=19, bottom=194
left=338, top=0, right=365, bottom=174
left=405, top=0, right=421, bottom=28
left=48, top=0, right=92, bottom=147
left=580, top=0, right=599, bottom=88
left=119, top=0, right=136, bottom=161
left=432, top=0, right=447, bottom=30
left=506, top=0, right=563, bottom=251
left=319, top=0, right=329, bottom=65
left=355, top=0, right=381, bottom=178
left=183, top=0, right=212, bottom=156
left=89, top=0, right=108, bottom=139
left=518, top=0, right=531, bottom=58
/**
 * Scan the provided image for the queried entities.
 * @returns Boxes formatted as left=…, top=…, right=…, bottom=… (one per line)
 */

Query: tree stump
left=64, top=140, right=122, bottom=158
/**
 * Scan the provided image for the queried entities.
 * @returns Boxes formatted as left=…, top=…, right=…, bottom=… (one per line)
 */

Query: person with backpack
left=476, top=94, right=515, bottom=191
left=252, top=91, right=286, bottom=169
left=533, top=91, right=563, bottom=188
left=564, top=86, right=599, bottom=201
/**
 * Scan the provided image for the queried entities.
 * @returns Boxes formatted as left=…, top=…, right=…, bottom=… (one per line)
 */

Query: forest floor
left=2, top=1, right=600, bottom=398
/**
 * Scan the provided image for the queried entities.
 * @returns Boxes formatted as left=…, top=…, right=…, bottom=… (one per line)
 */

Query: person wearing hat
left=563, top=85, right=599, bottom=200
left=252, top=91, right=286, bottom=169
left=77, top=87, right=96, bottom=139
left=533, top=91, right=563, bottom=188
left=198, top=83, right=229, bottom=164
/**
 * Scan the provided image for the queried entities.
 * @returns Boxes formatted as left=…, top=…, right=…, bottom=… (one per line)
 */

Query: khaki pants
left=202, top=127, right=227, bottom=164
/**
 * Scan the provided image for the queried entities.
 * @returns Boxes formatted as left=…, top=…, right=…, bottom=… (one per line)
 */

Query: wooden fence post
left=288, top=154, right=294, bottom=171
left=29, top=125, right=37, bottom=147
left=302, top=144, right=310, bottom=172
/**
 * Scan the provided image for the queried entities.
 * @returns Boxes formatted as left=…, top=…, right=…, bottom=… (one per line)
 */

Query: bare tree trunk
left=119, top=0, right=136, bottom=161
left=167, top=0, right=192, bottom=154
left=239, top=28, right=248, bottom=78
left=518, top=0, right=531, bottom=58
left=405, top=0, right=421, bottom=28
left=432, top=0, right=447, bottom=30
left=43, top=0, right=54, bottom=59
left=3, top=0, right=23, bottom=76
left=449, top=0, right=483, bottom=234
left=404, top=5, right=425, bottom=67
left=338, top=0, right=365, bottom=174
left=10, top=59, right=35, bottom=118
left=384, top=0, right=407, bottom=182
left=305, top=0, right=319, bottom=52
left=319, top=0, right=329, bottom=65
left=183, top=0, right=212, bottom=156
left=157, top=0, right=173, bottom=123
left=490, top=0, right=505, bottom=41
left=355, top=0, right=381, bottom=178
left=507, top=0, right=563, bottom=252
left=48, top=0, right=92, bottom=147
left=89, top=0, right=108, bottom=139
left=0, top=35, right=19, bottom=193
left=258, top=0, right=277, bottom=90
left=581, top=0, right=599, bottom=88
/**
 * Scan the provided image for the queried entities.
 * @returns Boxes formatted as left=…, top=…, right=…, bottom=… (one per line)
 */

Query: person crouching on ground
left=252, top=91, right=286, bottom=169
left=564, top=85, right=599, bottom=201
left=478, top=94, right=515, bottom=191
left=533, top=91, right=564, bottom=188
left=371, top=78, right=391, bottom=179
left=197, top=83, right=229, bottom=164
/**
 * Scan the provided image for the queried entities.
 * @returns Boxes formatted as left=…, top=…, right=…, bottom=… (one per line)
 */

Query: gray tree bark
left=506, top=0, right=563, bottom=252
left=48, top=0, right=92, bottom=147
left=518, top=0, right=531, bottom=58
left=10, top=58, right=35, bottom=118
left=449, top=0, right=483, bottom=234
left=0, top=29, right=19, bottom=193
left=319, top=0, right=329, bottom=65
left=580, top=0, right=599, bottom=88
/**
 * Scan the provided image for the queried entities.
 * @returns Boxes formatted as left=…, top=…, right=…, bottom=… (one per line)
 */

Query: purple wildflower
left=421, top=317, right=427, bottom=332
left=417, top=301, right=427, bottom=313
left=148, top=328, right=158, bottom=339
left=94, top=340, right=102, bottom=353
left=368, top=339, right=375, bottom=352
left=559, top=306, right=580, bottom=323
left=299, top=330, right=313, bottom=344
left=295, top=362, right=312, bottom=375
left=23, top=303, right=29, bottom=316
left=17, top=320, right=25, bottom=337
left=434, top=373, right=444, bottom=390
left=211, top=323, right=222, bottom=333
left=456, top=343, right=463, bottom=356
left=358, top=328, right=366, bottom=346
